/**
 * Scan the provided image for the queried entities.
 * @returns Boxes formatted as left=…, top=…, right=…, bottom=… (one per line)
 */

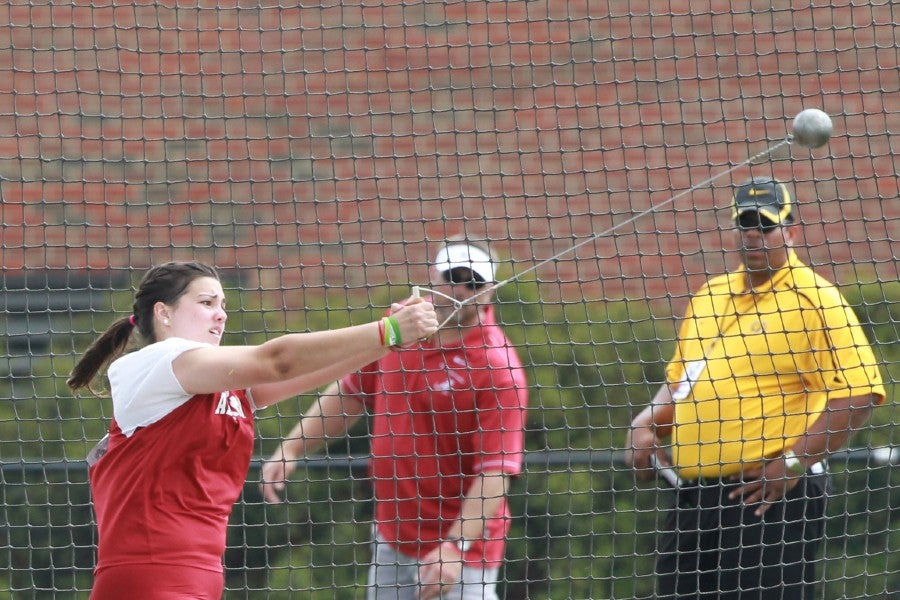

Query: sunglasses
left=738, top=212, right=780, bottom=234
left=442, top=268, right=486, bottom=291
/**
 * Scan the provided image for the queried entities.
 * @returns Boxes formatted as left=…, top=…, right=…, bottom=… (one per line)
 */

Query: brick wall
left=1, top=0, right=896, bottom=309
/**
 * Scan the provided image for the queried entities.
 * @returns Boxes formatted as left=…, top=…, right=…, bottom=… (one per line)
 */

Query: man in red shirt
left=261, top=239, right=529, bottom=600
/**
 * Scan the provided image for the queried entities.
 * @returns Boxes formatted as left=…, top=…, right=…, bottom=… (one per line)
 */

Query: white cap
left=433, top=244, right=495, bottom=283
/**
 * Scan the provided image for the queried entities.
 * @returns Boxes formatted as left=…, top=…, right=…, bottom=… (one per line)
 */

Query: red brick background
left=1, top=0, right=897, bottom=312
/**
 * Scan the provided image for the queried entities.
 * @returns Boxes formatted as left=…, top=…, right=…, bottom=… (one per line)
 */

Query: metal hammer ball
left=791, top=109, right=833, bottom=149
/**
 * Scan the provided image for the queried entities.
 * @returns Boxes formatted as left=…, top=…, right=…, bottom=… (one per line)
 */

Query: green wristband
left=381, top=316, right=402, bottom=347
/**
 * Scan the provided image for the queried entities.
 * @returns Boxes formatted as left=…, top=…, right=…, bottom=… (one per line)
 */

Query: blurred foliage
left=0, top=279, right=897, bottom=598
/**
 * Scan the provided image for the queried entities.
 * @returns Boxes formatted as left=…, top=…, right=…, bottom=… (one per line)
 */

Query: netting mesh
left=1, top=0, right=898, bottom=598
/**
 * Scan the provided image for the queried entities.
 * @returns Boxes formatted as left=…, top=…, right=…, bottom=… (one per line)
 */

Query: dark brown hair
left=67, top=261, right=220, bottom=392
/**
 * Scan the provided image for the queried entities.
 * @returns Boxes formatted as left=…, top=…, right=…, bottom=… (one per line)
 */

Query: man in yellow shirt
left=626, top=177, right=885, bottom=600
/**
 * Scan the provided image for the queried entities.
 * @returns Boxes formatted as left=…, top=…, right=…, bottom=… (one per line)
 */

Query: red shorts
left=91, top=563, right=224, bottom=599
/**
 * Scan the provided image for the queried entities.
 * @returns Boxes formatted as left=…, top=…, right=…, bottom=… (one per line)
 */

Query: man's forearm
left=274, top=419, right=317, bottom=462
left=277, top=387, right=364, bottom=461
left=789, top=393, right=879, bottom=466
left=445, top=472, right=509, bottom=544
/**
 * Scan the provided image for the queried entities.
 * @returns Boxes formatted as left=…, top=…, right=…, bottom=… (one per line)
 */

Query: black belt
left=660, top=461, right=827, bottom=490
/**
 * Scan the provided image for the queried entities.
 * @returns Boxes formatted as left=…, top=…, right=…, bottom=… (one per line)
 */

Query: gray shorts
left=366, top=536, right=500, bottom=600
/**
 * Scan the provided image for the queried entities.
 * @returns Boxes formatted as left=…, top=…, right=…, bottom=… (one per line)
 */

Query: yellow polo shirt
left=667, top=251, right=885, bottom=480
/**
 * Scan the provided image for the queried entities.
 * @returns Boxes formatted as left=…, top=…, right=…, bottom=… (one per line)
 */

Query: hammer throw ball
left=791, top=109, right=833, bottom=149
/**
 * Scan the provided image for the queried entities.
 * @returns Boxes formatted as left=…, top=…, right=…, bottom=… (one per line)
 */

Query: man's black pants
left=655, top=473, right=827, bottom=600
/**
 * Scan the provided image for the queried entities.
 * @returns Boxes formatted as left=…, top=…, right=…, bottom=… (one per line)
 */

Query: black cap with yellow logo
left=731, top=177, right=795, bottom=226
